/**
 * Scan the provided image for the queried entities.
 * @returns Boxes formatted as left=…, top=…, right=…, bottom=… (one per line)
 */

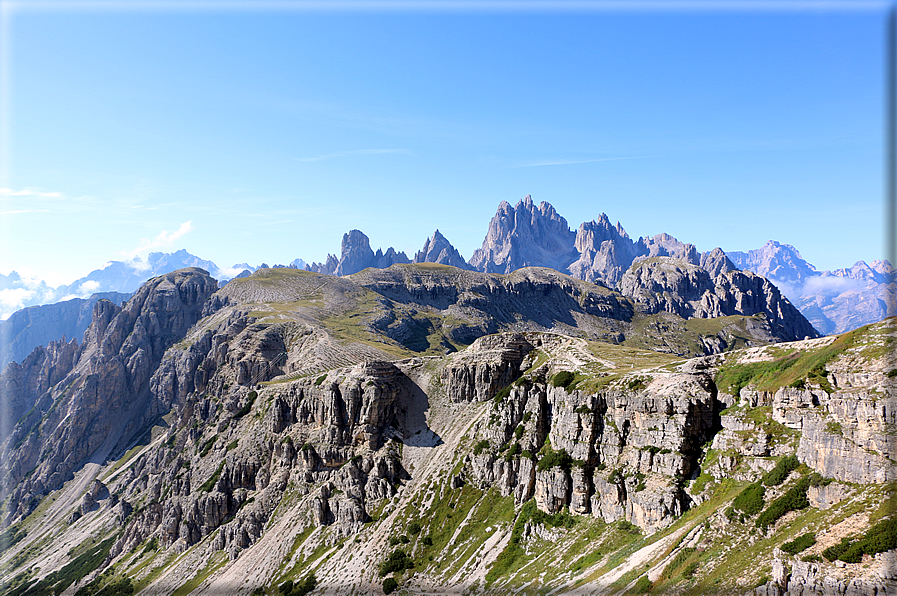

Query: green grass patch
left=536, top=445, right=574, bottom=472
left=714, top=324, right=890, bottom=395
left=378, top=549, right=414, bottom=576
left=661, top=547, right=696, bottom=581
left=17, top=535, right=116, bottom=596
left=822, top=517, right=897, bottom=563
left=199, top=434, right=219, bottom=457
left=485, top=500, right=575, bottom=584
left=233, top=391, right=258, bottom=419
left=628, top=575, right=653, bottom=594
left=0, top=524, right=26, bottom=555
left=551, top=371, right=576, bottom=390
left=781, top=533, right=816, bottom=555
left=472, top=440, right=490, bottom=456
left=756, top=477, right=811, bottom=531
left=762, top=456, right=799, bottom=487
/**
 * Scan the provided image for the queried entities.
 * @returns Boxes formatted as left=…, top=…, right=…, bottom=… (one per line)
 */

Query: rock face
left=412, top=230, right=471, bottom=270
left=440, top=334, right=534, bottom=402
left=307, top=230, right=411, bottom=276
left=727, top=241, right=895, bottom=334
left=0, top=268, right=219, bottom=525
left=0, top=336, right=81, bottom=447
left=462, top=340, right=717, bottom=534
left=618, top=257, right=820, bottom=340
left=468, top=196, right=739, bottom=291
left=111, top=359, right=412, bottom=559
left=567, top=215, right=643, bottom=286
left=469, top=196, right=579, bottom=275
left=0, top=291, right=130, bottom=369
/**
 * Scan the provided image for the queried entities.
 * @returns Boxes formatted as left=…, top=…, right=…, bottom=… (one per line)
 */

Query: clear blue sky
left=0, top=1, right=890, bottom=285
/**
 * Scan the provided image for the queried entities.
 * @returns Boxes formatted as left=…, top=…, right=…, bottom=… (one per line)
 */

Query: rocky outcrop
left=756, top=557, right=896, bottom=595
left=413, top=230, right=471, bottom=270
left=717, top=340, right=897, bottom=485
left=306, top=230, right=410, bottom=276
left=618, top=257, right=820, bottom=341
left=109, top=358, right=412, bottom=559
left=0, top=292, right=130, bottom=369
left=463, top=353, right=717, bottom=533
left=0, top=268, right=218, bottom=525
left=700, top=247, right=738, bottom=278
left=440, top=334, right=533, bottom=402
left=0, top=336, right=82, bottom=447
left=567, top=215, right=642, bottom=286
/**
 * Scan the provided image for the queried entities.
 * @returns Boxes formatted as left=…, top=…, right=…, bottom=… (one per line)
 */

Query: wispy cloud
left=0, top=209, right=51, bottom=215
left=125, top=221, right=193, bottom=258
left=295, top=149, right=410, bottom=163
left=0, top=187, right=63, bottom=198
left=515, top=155, right=658, bottom=168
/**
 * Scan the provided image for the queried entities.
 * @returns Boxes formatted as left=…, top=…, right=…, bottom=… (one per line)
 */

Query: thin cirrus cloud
left=295, top=149, right=411, bottom=163
left=0, top=209, right=51, bottom=215
left=515, top=155, right=659, bottom=168
left=0, top=187, right=64, bottom=198
left=125, top=221, right=193, bottom=259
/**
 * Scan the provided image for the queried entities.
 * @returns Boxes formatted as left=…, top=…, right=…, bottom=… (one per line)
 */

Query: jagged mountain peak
left=413, top=229, right=470, bottom=270
left=727, top=239, right=818, bottom=284
left=306, top=229, right=410, bottom=276
left=468, top=195, right=578, bottom=274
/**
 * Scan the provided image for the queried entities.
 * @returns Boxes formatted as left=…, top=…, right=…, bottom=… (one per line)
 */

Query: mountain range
left=0, top=197, right=892, bottom=368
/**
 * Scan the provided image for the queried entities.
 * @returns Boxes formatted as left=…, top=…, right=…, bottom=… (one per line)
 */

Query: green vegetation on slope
left=716, top=320, right=895, bottom=395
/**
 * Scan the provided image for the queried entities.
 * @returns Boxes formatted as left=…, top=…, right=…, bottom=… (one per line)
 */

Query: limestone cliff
left=0, top=269, right=218, bottom=525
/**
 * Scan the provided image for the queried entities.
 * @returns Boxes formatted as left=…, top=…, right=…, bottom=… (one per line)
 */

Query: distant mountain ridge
left=0, top=250, right=257, bottom=320
left=467, top=195, right=739, bottom=286
left=727, top=240, right=895, bottom=334
left=1, top=196, right=890, bottom=341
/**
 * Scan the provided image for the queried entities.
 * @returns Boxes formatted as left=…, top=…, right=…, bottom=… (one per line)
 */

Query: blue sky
left=0, top=1, right=890, bottom=285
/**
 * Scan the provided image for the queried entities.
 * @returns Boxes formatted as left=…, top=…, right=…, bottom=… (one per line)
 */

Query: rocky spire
left=468, top=195, right=578, bottom=274
left=413, top=230, right=471, bottom=269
